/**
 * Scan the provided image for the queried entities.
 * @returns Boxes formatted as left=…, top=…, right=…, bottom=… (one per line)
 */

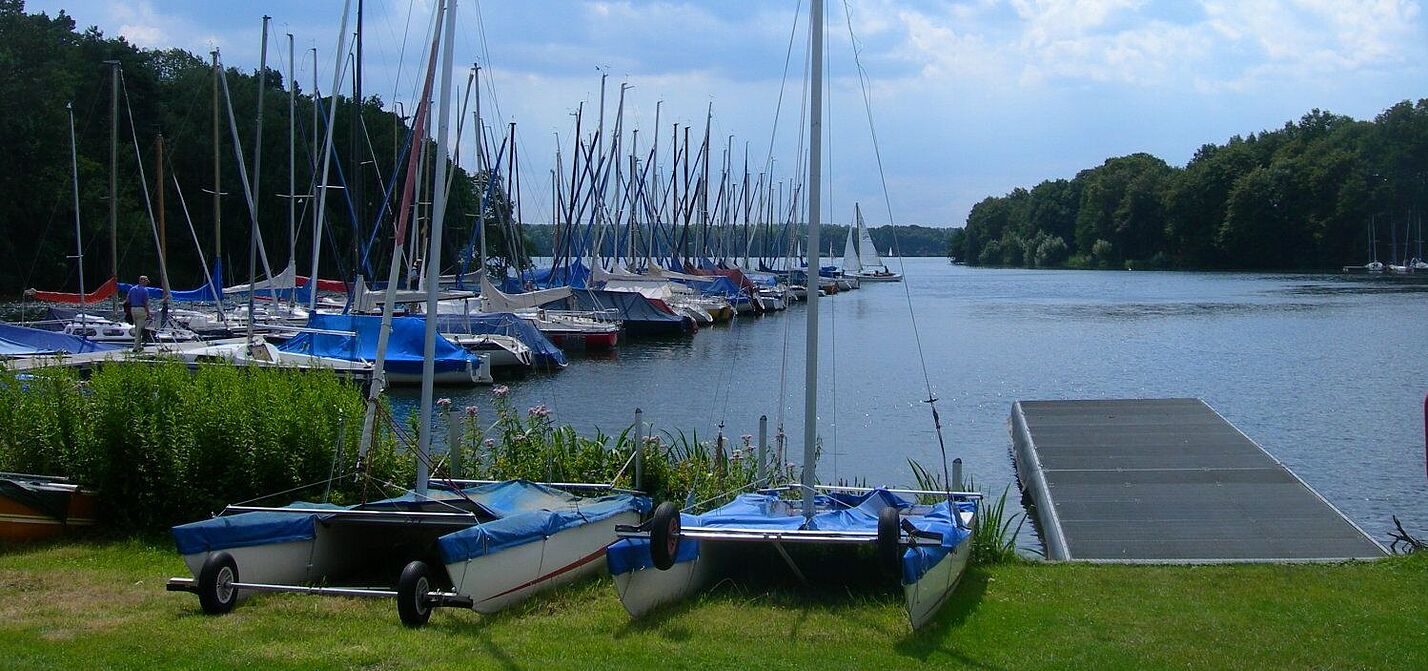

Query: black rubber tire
left=648, top=501, right=682, bottom=571
left=877, top=506, right=902, bottom=577
left=397, top=560, right=434, bottom=628
left=197, top=551, right=239, bottom=615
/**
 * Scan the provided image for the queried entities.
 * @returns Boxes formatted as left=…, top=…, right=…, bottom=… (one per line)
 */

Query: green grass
left=1, top=540, right=1424, bottom=670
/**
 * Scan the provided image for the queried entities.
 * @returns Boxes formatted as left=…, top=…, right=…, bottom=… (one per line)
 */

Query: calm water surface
left=393, top=259, right=1428, bottom=548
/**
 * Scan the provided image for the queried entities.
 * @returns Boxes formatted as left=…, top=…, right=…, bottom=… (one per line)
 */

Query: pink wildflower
left=436, top=397, right=451, bottom=408
left=492, top=385, right=509, bottom=399
left=465, top=406, right=479, bottom=417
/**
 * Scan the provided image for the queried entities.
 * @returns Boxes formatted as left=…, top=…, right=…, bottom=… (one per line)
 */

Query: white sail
left=856, top=205, right=883, bottom=268
left=479, top=273, right=572, bottom=311
left=841, top=224, right=861, bottom=273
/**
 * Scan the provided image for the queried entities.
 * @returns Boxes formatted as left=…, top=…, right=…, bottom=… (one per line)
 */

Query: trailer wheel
left=197, top=551, right=239, bottom=615
left=877, top=506, right=902, bottom=577
left=649, top=501, right=681, bottom=571
left=397, top=560, right=434, bottom=627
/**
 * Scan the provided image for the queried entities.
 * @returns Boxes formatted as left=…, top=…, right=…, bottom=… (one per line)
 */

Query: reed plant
left=908, top=459, right=1026, bottom=564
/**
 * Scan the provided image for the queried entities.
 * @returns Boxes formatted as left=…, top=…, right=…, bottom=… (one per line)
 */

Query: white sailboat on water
left=851, top=203, right=902, bottom=282
left=606, top=0, right=978, bottom=630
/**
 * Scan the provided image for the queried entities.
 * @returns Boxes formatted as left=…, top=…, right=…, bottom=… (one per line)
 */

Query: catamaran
left=606, top=0, right=978, bottom=630
left=166, top=0, right=642, bottom=627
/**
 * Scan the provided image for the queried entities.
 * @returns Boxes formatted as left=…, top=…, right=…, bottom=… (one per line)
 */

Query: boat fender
left=649, top=501, right=682, bottom=571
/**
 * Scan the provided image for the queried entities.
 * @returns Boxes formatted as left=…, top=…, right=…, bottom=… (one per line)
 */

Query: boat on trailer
left=608, top=0, right=977, bottom=630
left=608, top=484, right=977, bottom=629
left=167, top=480, right=647, bottom=625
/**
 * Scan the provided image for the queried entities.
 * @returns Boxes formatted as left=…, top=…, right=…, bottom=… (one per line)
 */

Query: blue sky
left=25, top=0, right=1428, bottom=227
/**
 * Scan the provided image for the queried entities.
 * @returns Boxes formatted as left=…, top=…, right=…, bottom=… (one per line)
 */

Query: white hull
left=448, top=510, right=640, bottom=613
left=904, top=530, right=972, bottom=629
left=855, top=273, right=902, bottom=283
left=612, top=542, right=716, bottom=618
left=383, top=357, right=493, bottom=386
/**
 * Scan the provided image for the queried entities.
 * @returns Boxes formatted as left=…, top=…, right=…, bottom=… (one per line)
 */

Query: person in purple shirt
left=126, top=275, right=150, bottom=352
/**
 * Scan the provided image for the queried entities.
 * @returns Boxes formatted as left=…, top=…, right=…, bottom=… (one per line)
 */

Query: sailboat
left=851, top=203, right=902, bottom=282
left=166, top=0, right=644, bottom=627
left=606, top=0, right=978, bottom=630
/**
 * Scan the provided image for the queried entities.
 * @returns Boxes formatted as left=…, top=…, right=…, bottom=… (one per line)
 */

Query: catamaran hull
left=448, top=510, right=640, bottom=613
left=903, top=532, right=972, bottom=630
left=612, top=544, right=715, bottom=619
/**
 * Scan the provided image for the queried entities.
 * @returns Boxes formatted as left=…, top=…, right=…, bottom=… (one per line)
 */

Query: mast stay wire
left=838, top=0, right=955, bottom=499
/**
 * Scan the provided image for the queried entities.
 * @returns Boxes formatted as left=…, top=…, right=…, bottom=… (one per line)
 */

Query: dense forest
left=0, top=2, right=518, bottom=297
left=949, top=102, right=1428, bottom=270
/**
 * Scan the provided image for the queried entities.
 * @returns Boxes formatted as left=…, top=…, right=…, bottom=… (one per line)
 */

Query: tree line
left=0, top=2, right=497, bottom=297
left=949, top=101, right=1428, bottom=270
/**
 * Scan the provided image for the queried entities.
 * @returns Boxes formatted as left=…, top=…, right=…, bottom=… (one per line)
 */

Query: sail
left=841, top=225, right=862, bottom=273
left=119, top=261, right=224, bottom=303
left=856, top=208, right=883, bottom=268
left=224, top=262, right=296, bottom=296
left=480, top=273, right=572, bottom=311
left=29, top=277, right=118, bottom=304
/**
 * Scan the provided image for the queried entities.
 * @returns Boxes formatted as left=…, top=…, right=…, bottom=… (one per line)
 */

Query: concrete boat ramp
left=1011, top=398, right=1386, bottom=563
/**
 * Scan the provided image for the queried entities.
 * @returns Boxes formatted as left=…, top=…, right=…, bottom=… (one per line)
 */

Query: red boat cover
left=29, top=277, right=117, bottom=304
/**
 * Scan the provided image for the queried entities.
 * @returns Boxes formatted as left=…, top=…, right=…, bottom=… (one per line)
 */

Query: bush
left=0, top=361, right=410, bottom=532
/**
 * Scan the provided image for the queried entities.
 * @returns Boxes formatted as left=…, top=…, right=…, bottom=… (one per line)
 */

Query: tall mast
left=287, top=33, right=297, bottom=285
left=418, top=0, right=459, bottom=497
left=157, top=133, right=169, bottom=319
left=802, top=0, right=824, bottom=519
left=310, top=1, right=355, bottom=310
left=474, top=63, right=486, bottom=277
left=107, top=59, right=120, bottom=317
left=66, top=102, right=86, bottom=307
left=357, top=0, right=446, bottom=475
left=211, top=51, right=222, bottom=286
left=248, top=16, right=271, bottom=343
left=352, top=0, right=365, bottom=284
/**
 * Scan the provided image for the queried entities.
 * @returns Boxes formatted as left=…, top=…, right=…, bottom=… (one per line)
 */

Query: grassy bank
left=1, top=539, right=1423, bottom=670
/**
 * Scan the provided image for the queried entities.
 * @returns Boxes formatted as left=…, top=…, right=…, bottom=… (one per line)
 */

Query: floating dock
left=1010, top=398, right=1386, bottom=562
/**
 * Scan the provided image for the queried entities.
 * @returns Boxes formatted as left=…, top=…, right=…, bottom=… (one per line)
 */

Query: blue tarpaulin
left=900, top=500, right=975, bottom=584
left=0, top=323, right=121, bottom=354
left=119, top=262, right=224, bottom=303
left=278, top=313, right=478, bottom=377
left=436, top=481, right=649, bottom=562
left=171, top=501, right=345, bottom=555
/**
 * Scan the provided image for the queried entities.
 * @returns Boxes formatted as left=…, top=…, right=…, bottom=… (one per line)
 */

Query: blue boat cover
left=171, top=501, right=346, bottom=555
left=0, top=337, right=51, bottom=356
left=437, top=481, right=649, bottom=562
left=431, top=312, right=568, bottom=369
left=119, top=262, right=224, bottom=303
left=0, top=323, right=121, bottom=354
left=606, top=489, right=972, bottom=579
left=900, top=500, right=976, bottom=585
left=278, top=313, right=478, bottom=376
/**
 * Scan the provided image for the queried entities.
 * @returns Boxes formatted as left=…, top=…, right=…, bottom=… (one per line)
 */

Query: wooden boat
left=0, top=473, right=97, bottom=541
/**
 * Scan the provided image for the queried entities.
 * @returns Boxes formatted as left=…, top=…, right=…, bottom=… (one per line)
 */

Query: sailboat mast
left=310, top=1, right=354, bottom=310
left=157, top=134, right=168, bottom=314
left=212, top=51, right=222, bottom=287
left=287, top=33, right=297, bottom=306
left=802, top=0, right=824, bottom=519
left=107, top=59, right=120, bottom=317
left=66, top=102, right=86, bottom=306
left=474, top=63, right=486, bottom=277
left=248, top=16, right=271, bottom=343
left=418, top=0, right=460, bottom=497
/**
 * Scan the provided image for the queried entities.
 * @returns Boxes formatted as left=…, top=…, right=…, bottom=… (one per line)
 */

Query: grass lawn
left=1, top=539, right=1424, bottom=670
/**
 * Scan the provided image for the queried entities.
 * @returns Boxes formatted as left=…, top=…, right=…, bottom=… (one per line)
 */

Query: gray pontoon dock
left=1011, top=398, right=1386, bottom=562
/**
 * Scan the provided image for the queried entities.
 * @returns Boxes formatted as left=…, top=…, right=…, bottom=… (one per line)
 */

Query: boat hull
left=449, top=510, right=640, bottom=613
left=0, top=485, right=96, bottom=542
left=612, top=540, right=716, bottom=618
left=903, top=531, right=972, bottom=629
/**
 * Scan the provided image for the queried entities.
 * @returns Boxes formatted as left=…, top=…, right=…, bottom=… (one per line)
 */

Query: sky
left=24, top=0, right=1428, bottom=227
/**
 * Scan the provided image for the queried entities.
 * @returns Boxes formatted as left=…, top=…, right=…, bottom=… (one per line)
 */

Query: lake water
left=391, top=259, right=1428, bottom=549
